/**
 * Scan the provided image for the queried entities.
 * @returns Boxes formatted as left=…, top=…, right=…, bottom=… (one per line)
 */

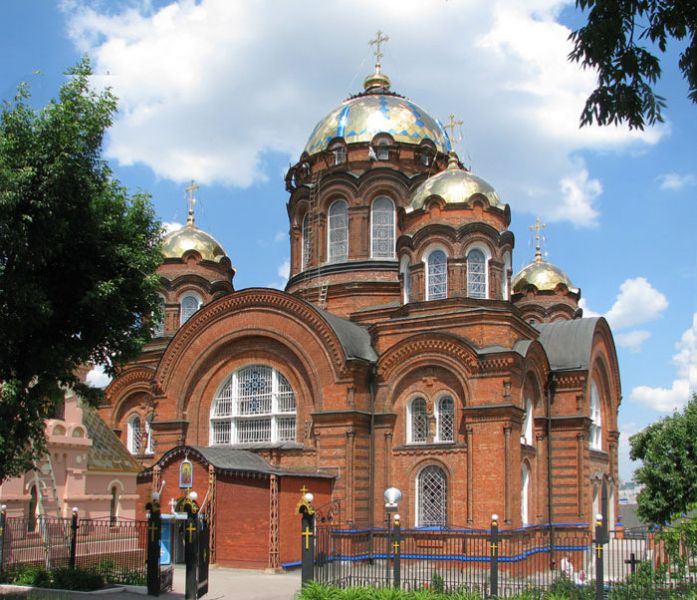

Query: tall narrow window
left=590, top=381, right=602, bottom=450
left=502, top=252, right=511, bottom=300
left=467, top=248, right=487, bottom=298
left=427, top=250, right=447, bottom=300
left=126, top=415, right=142, bottom=454
left=437, top=396, right=454, bottom=442
left=418, top=466, right=447, bottom=527
left=328, top=200, right=348, bottom=262
left=521, top=397, right=534, bottom=445
left=371, top=197, right=395, bottom=258
left=301, top=213, right=311, bottom=270
left=180, top=294, right=201, bottom=325
left=110, top=485, right=118, bottom=526
left=210, top=365, right=296, bottom=446
left=144, top=415, right=154, bottom=455
left=409, top=398, right=428, bottom=443
left=153, top=295, right=166, bottom=337
left=521, top=463, right=530, bottom=525
left=400, top=257, right=412, bottom=304
left=330, top=143, right=346, bottom=165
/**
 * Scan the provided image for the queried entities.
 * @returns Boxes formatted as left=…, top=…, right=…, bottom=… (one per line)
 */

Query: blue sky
left=2, top=1, right=695, bottom=481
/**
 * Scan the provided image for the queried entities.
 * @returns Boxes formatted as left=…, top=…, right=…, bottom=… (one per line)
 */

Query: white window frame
left=126, top=415, right=141, bottom=455
left=327, top=200, right=349, bottom=263
left=370, top=196, right=395, bottom=259
left=521, top=397, right=534, bottom=446
left=301, top=213, right=311, bottom=270
left=425, top=247, right=448, bottom=301
left=330, top=143, right=346, bottom=165
left=465, top=244, right=490, bottom=299
left=521, top=463, right=530, bottom=525
left=209, top=365, right=297, bottom=446
left=502, top=252, right=511, bottom=300
left=144, top=415, right=154, bottom=456
left=153, top=295, right=166, bottom=337
left=590, top=380, right=602, bottom=450
left=435, top=395, right=455, bottom=443
left=416, top=465, right=448, bottom=528
left=407, top=397, right=428, bottom=444
left=400, top=256, right=411, bottom=304
left=180, top=293, right=202, bottom=326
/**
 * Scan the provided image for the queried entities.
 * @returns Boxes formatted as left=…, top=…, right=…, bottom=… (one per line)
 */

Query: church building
left=99, top=47, right=621, bottom=569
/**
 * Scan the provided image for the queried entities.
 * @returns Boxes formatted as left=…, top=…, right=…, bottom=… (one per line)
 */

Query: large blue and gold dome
left=304, top=78, right=452, bottom=156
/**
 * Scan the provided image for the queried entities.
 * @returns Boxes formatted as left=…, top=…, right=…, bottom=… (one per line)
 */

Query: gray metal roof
left=536, top=318, right=600, bottom=371
left=318, top=309, right=378, bottom=362
left=81, top=403, right=142, bottom=473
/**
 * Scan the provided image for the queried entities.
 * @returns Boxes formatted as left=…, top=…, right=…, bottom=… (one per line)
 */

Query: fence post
left=69, top=507, right=79, bottom=569
left=297, top=489, right=315, bottom=587
left=0, top=504, right=6, bottom=575
left=392, top=514, right=401, bottom=589
left=184, top=509, right=199, bottom=600
left=146, top=492, right=162, bottom=597
left=594, top=513, right=604, bottom=600
left=490, top=514, right=499, bottom=598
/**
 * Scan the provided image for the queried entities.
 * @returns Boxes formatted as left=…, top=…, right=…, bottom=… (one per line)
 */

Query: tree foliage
left=0, top=59, right=162, bottom=481
left=630, top=394, right=697, bottom=525
left=569, top=0, right=697, bottom=129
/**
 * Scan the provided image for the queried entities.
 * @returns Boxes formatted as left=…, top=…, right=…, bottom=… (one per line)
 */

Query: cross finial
left=185, top=180, right=199, bottom=227
left=444, top=113, right=464, bottom=144
left=369, top=30, right=389, bottom=69
left=530, top=217, right=546, bottom=263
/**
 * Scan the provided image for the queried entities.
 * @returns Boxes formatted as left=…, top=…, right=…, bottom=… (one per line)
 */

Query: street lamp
left=383, top=487, right=402, bottom=585
left=384, top=487, right=402, bottom=511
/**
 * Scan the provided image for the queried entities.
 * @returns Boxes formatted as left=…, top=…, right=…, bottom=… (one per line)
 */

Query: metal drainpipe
left=546, top=372, right=556, bottom=570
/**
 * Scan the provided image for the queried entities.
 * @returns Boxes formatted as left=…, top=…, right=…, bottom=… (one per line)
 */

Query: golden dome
left=162, top=224, right=227, bottom=262
left=512, top=258, right=577, bottom=294
left=304, top=92, right=451, bottom=156
left=407, top=155, right=503, bottom=213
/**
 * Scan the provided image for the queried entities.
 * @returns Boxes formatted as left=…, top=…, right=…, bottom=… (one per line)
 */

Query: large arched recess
left=519, top=340, right=550, bottom=416
left=587, top=317, right=622, bottom=437
left=104, top=366, right=155, bottom=429
left=154, top=289, right=358, bottom=426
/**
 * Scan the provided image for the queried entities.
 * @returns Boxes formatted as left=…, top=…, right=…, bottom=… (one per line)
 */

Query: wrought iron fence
left=0, top=515, right=147, bottom=584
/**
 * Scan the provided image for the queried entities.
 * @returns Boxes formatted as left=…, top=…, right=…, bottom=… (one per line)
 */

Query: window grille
left=127, top=416, right=142, bottom=454
left=437, top=396, right=454, bottom=442
left=418, top=466, right=447, bottom=527
left=590, top=381, right=602, bottom=450
left=371, top=197, right=395, bottom=258
left=467, top=249, right=487, bottom=298
left=180, top=295, right=201, bottom=324
left=328, top=201, right=348, bottom=262
left=301, top=214, right=311, bottom=270
left=410, top=398, right=428, bottom=443
left=210, top=366, right=296, bottom=446
left=521, top=398, right=534, bottom=445
left=427, top=250, right=447, bottom=300
left=376, top=142, right=389, bottom=160
left=153, top=296, right=166, bottom=337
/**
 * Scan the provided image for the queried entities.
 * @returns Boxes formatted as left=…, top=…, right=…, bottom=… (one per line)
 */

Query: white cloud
left=85, top=364, right=112, bottom=389
left=273, top=231, right=286, bottom=243
left=578, top=297, right=600, bottom=318
left=277, top=258, right=290, bottom=280
left=604, top=277, right=668, bottom=330
left=62, top=0, right=665, bottom=226
left=656, top=172, right=696, bottom=191
left=614, top=330, right=650, bottom=352
left=617, top=421, right=641, bottom=481
left=162, top=221, right=183, bottom=234
left=631, top=313, right=697, bottom=413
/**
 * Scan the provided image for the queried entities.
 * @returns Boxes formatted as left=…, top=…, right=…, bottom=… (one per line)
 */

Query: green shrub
left=51, top=567, right=104, bottom=591
left=1, top=565, right=50, bottom=587
left=430, top=572, right=445, bottom=594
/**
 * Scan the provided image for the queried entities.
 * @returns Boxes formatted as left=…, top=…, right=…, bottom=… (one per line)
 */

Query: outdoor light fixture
left=151, top=491, right=160, bottom=502
left=72, top=506, right=78, bottom=514
left=190, top=491, right=198, bottom=502
left=384, top=487, right=402, bottom=510
left=304, top=492, right=314, bottom=504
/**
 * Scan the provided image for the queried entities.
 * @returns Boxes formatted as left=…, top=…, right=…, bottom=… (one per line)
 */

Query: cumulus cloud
left=86, top=363, right=112, bottom=388
left=578, top=298, right=601, bottom=319
left=277, top=258, right=290, bottom=280
left=61, top=0, right=665, bottom=226
left=656, top=172, right=696, bottom=191
left=631, top=313, right=697, bottom=413
left=614, top=330, right=651, bottom=353
left=162, top=221, right=183, bottom=235
left=604, top=277, right=668, bottom=330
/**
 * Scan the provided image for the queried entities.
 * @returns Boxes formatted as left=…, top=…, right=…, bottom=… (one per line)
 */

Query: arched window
left=521, top=463, right=530, bottom=525
left=417, top=466, right=447, bottom=527
left=328, top=200, right=348, bottom=263
left=467, top=248, right=487, bottom=298
left=109, top=485, right=119, bottom=526
left=590, top=381, right=602, bottom=450
left=301, top=213, right=311, bottom=270
left=27, top=485, right=38, bottom=532
left=502, top=252, right=511, bottom=300
left=210, top=365, right=296, bottom=445
left=330, top=142, right=346, bottom=165
left=521, top=397, right=534, bottom=445
left=408, top=398, right=428, bottom=443
left=144, top=415, right=154, bottom=455
left=400, top=257, right=412, bottom=304
left=180, top=294, right=201, bottom=325
left=126, top=415, right=142, bottom=455
left=371, top=197, right=395, bottom=258
left=426, top=249, right=447, bottom=300
left=153, top=295, right=166, bottom=337
left=436, top=396, right=454, bottom=443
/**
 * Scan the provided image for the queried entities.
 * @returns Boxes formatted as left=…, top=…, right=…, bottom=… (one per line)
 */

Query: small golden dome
left=162, top=224, right=227, bottom=262
left=363, top=66, right=391, bottom=92
left=512, top=258, right=577, bottom=294
left=407, top=154, right=503, bottom=213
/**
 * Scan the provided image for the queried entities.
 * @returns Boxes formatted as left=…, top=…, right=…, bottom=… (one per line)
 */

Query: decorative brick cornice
left=392, top=443, right=467, bottom=457
left=156, top=289, right=347, bottom=389
left=105, top=366, right=156, bottom=405
left=554, top=371, right=587, bottom=391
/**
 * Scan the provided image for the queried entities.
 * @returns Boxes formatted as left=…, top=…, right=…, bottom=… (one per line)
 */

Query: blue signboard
left=160, top=516, right=172, bottom=565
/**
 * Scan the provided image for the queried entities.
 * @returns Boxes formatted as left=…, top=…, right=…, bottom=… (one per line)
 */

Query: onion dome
left=512, top=253, right=577, bottom=294
left=303, top=66, right=451, bottom=156
left=161, top=187, right=227, bottom=262
left=407, top=153, right=503, bottom=213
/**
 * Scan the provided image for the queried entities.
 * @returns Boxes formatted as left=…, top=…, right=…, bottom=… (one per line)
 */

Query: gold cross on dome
left=530, top=217, right=546, bottom=262
left=369, top=30, right=389, bottom=67
left=185, top=180, right=199, bottom=226
left=444, top=113, right=463, bottom=144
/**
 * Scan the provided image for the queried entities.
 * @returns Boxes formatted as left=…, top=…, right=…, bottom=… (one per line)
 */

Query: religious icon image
left=179, top=458, right=193, bottom=489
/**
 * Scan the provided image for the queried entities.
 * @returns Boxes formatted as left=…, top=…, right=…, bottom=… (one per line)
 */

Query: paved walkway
left=0, top=566, right=302, bottom=600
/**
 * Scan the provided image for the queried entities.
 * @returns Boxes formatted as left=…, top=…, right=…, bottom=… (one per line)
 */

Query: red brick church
left=99, top=55, right=620, bottom=569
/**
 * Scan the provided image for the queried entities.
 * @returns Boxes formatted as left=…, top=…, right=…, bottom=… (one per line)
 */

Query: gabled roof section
left=317, top=308, right=377, bottom=362
left=536, top=318, right=600, bottom=371
left=81, top=403, right=141, bottom=473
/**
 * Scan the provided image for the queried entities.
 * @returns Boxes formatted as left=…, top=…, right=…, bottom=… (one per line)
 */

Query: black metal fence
left=0, top=515, right=147, bottom=583
left=311, top=524, right=697, bottom=597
